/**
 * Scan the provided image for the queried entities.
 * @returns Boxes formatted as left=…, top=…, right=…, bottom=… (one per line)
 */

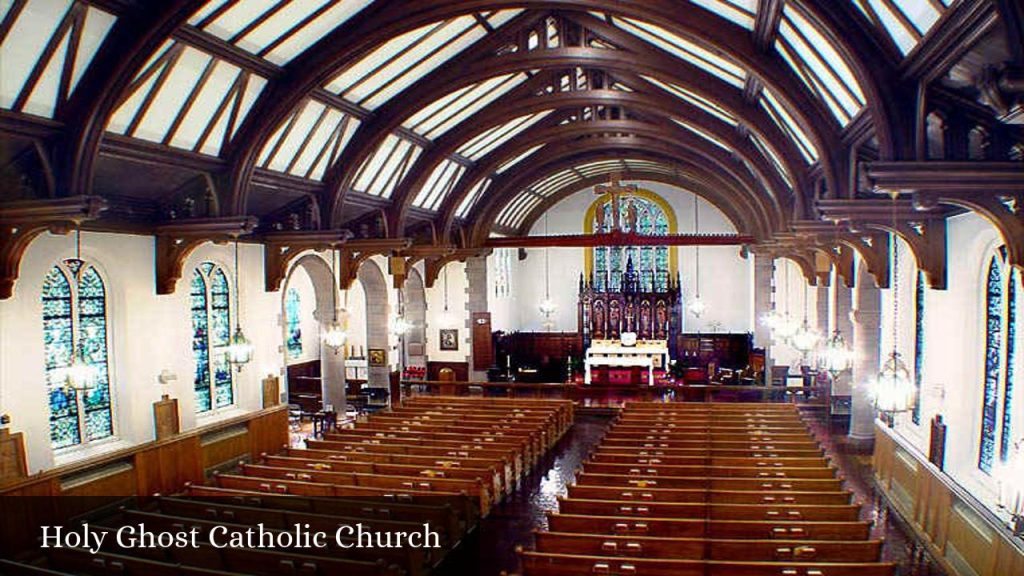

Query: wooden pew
left=594, top=446, right=826, bottom=458
left=546, top=512, right=873, bottom=540
left=556, top=499, right=861, bottom=521
left=261, top=453, right=505, bottom=499
left=566, top=484, right=855, bottom=505
left=575, top=472, right=845, bottom=492
left=0, top=560, right=75, bottom=576
left=238, top=462, right=493, bottom=517
left=283, top=447, right=514, bottom=495
left=581, top=462, right=839, bottom=479
left=588, top=454, right=831, bottom=468
left=516, top=550, right=895, bottom=576
left=532, top=531, right=884, bottom=562
left=327, top=428, right=532, bottom=472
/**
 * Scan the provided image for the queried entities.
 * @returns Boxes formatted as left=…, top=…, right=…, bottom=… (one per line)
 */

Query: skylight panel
left=673, top=119, right=729, bottom=151
left=405, top=72, right=528, bottom=138
left=413, top=159, right=466, bottom=211
left=690, top=0, right=756, bottom=29
left=456, top=178, right=492, bottom=218
left=0, top=1, right=117, bottom=118
left=614, top=17, right=745, bottom=88
left=497, top=144, right=544, bottom=174
left=260, top=99, right=353, bottom=177
left=509, top=195, right=543, bottom=228
left=533, top=169, right=580, bottom=197
left=641, top=76, right=737, bottom=126
left=192, top=0, right=374, bottom=65
left=457, top=111, right=552, bottom=160
left=852, top=0, right=945, bottom=56
left=761, top=88, right=818, bottom=163
left=107, top=43, right=268, bottom=156
left=576, top=160, right=623, bottom=177
left=325, top=15, right=488, bottom=110
left=749, top=131, right=794, bottom=189
left=777, top=6, right=865, bottom=125
left=352, top=134, right=422, bottom=197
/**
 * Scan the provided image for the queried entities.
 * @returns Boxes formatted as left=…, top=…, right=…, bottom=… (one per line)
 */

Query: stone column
left=317, top=309, right=346, bottom=413
left=850, top=262, right=881, bottom=443
left=815, top=283, right=830, bottom=338
left=753, top=254, right=774, bottom=384
left=465, top=255, right=489, bottom=381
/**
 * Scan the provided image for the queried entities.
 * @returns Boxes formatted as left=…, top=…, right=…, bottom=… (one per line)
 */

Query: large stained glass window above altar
left=586, top=180, right=677, bottom=293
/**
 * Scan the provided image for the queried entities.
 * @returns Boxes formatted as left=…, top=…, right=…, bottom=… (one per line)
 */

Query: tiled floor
left=436, top=410, right=951, bottom=576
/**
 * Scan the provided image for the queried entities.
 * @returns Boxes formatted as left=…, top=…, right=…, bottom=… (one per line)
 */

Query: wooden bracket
left=912, top=190, right=1024, bottom=274
left=262, top=230, right=352, bottom=292
left=422, top=248, right=490, bottom=288
left=154, top=217, right=257, bottom=295
left=817, top=199, right=949, bottom=289
left=789, top=221, right=892, bottom=289
left=0, top=196, right=106, bottom=299
left=337, top=238, right=412, bottom=290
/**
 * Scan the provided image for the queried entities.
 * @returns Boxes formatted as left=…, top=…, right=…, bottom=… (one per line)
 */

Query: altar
left=584, top=338, right=669, bottom=386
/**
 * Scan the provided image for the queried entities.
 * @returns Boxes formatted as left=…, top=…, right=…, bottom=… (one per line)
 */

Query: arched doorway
left=282, top=253, right=345, bottom=412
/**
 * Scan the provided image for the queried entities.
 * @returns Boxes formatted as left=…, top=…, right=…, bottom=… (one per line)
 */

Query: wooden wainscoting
left=874, top=423, right=1024, bottom=576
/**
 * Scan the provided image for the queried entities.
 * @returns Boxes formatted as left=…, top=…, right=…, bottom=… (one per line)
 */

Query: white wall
left=424, top=261, right=470, bottom=362
left=881, top=211, right=1024, bottom=514
left=0, top=231, right=282, bottom=473
left=770, top=258, right=820, bottom=369
left=510, top=181, right=753, bottom=334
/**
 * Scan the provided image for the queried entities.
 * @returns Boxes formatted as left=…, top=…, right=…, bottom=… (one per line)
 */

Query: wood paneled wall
left=873, top=423, right=1024, bottom=576
left=0, top=406, right=288, bottom=556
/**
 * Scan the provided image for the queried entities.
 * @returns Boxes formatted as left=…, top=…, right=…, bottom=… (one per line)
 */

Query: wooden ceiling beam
left=484, top=231, right=753, bottom=248
left=868, top=161, right=1024, bottom=192
left=153, top=216, right=257, bottom=295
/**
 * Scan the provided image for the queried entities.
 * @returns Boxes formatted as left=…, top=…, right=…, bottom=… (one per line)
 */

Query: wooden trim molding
left=153, top=216, right=257, bottom=295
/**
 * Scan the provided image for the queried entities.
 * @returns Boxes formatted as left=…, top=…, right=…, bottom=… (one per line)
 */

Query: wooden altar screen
left=577, top=266, right=682, bottom=349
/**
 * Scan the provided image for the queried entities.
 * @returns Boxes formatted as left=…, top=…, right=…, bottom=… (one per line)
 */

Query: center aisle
left=436, top=414, right=613, bottom=575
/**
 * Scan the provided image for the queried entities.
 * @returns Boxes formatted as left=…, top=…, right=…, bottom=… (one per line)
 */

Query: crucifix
left=594, top=173, right=637, bottom=232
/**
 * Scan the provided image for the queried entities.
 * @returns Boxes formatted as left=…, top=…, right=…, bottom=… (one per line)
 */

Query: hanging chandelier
left=871, top=195, right=915, bottom=417
left=321, top=246, right=347, bottom=354
left=226, top=240, right=253, bottom=371
left=439, top=264, right=456, bottom=328
left=391, top=288, right=413, bottom=336
left=687, top=195, right=708, bottom=318
left=791, top=282, right=820, bottom=355
left=818, top=329, right=854, bottom=377
left=539, top=213, right=557, bottom=320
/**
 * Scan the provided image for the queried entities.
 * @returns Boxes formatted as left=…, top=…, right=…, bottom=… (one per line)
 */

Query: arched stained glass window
left=980, top=255, right=1003, bottom=473
left=588, top=195, right=673, bottom=292
left=42, top=259, right=113, bottom=449
left=191, top=263, right=233, bottom=413
left=913, top=271, right=925, bottom=424
left=1002, top=268, right=1019, bottom=462
left=286, top=288, right=303, bottom=359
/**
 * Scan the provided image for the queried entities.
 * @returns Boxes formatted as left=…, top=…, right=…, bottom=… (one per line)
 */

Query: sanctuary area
left=1, top=1, right=1023, bottom=575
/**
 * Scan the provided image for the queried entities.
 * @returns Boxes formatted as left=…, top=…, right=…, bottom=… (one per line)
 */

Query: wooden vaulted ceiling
left=1, top=0, right=1021, bottom=250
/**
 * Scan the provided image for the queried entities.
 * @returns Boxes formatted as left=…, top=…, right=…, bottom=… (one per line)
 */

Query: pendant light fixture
left=871, top=193, right=915, bottom=418
left=688, top=195, right=707, bottom=318
left=773, top=262, right=799, bottom=343
left=226, top=240, right=253, bottom=371
left=390, top=288, right=412, bottom=336
left=791, top=281, right=821, bottom=356
left=439, top=264, right=456, bottom=328
left=817, top=221, right=854, bottom=376
left=539, top=212, right=557, bottom=324
left=60, top=227, right=99, bottom=395
left=321, top=245, right=347, bottom=354
left=760, top=261, right=785, bottom=331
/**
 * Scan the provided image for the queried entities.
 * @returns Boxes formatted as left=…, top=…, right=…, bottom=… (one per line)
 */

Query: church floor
left=434, top=411, right=951, bottom=576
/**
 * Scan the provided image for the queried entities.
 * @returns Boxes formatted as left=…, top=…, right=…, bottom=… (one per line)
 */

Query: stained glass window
left=42, top=259, right=113, bottom=450
left=191, top=263, right=234, bottom=413
left=980, top=255, right=1004, bottom=473
left=1002, top=269, right=1018, bottom=462
left=913, top=271, right=925, bottom=424
left=979, top=250, right=1020, bottom=473
left=285, top=288, right=303, bottom=359
left=591, top=197, right=670, bottom=292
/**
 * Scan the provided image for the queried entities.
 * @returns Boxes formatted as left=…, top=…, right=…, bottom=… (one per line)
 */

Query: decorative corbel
left=817, top=199, right=949, bottom=289
left=791, top=221, right=891, bottom=289
left=337, top=238, right=412, bottom=289
left=913, top=190, right=1024, bottom=274
left=0, top=196, right=106, bottom=299
left=262, top=230, right=352, bottom=292
left=154, top=217, right=257, bottom=295
left=422, top=248, right=490, bottom=288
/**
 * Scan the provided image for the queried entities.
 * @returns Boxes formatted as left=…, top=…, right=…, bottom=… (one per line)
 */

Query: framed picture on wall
left=367, top=348, right=387, bottom=366
left=439, top=329, right=459, bottom=351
